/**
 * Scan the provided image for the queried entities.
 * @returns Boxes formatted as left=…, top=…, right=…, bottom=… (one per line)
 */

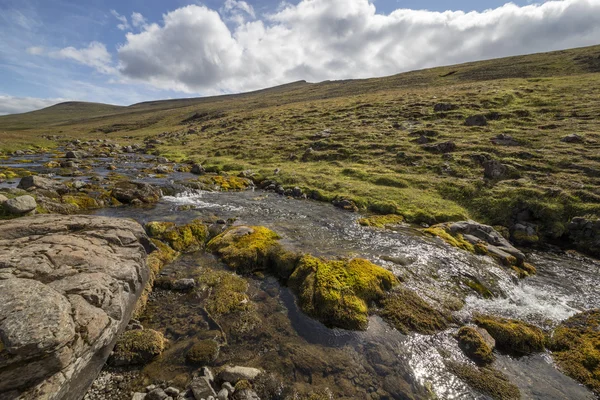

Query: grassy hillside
left=2, top=45, right=600, bottom=242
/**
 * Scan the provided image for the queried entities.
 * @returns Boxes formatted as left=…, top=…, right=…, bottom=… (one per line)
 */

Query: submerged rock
left=446, top=361, right=520, bottom=400
left=186, top=340, right=220, bottom=366
left=0, top=215, right=151, bottom=399
left=218, top=366, right=262, bottom=384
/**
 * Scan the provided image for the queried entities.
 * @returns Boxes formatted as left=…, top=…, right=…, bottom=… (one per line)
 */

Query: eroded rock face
left=0, top=215, right=152, bottom=400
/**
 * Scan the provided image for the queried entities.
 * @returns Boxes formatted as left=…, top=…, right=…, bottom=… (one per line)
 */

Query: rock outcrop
left=0, top=215, right=153, bottom=400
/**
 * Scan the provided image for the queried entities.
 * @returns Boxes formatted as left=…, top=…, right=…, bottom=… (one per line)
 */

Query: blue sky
left=1, top=0, right=599, bottom=114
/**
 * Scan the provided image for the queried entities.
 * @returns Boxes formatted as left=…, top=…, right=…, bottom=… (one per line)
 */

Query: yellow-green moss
left=446, top=361, right=520, bottom=400
left=145, top=220, right=208, bottom=252
left=358, top=214, right=404, bottom=229
left=378, top=287, right=449, bottom=334
left=235, top=380, right=253, bottom=391
left=465, top=279, right=494, bottom=299
left=456, top=326, right=495, bottom=364
left=474, top=314, right=546, bottom=354
left=62, top=194, right=100, bottom=210
left=425, top=226, right=475, bottom=253
left=512, top=230, right=540, bottom=244
left=207, top=226, right=281, bottom=273
left=288, top=255, right=398, bottom=330
left=185, top=339, right=219, bottom=365
left=110, top=329, right=166, bottom=366
left=196, top=269, right=251, bottom=316
left=549, top=309, right=600, bottom=395
left=198, top=175, right=251, bottom=191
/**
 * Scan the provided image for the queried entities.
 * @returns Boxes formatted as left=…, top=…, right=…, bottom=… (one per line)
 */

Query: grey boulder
left=3, top=195, right=37, bottom=214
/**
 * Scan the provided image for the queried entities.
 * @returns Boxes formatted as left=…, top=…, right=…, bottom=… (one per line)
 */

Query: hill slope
left=1, top=44, right=600, bottom=247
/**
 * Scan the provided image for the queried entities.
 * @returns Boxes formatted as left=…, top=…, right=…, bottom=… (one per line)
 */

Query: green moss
left=465, top=279, right=494, bottom=299
left=358, top=214, right=404, bottom=228
left=61, top=194, right=100, bottom=210
left=110, top=329, right=166, bottom=366
left=288, top=255, right=397, bottom=330
left=446, top=361, right=520, bottom=400
left=207, top=226, right=282, bottom=274
left=378, top=287, right=449, bottom=334
left=235, top=380, right=253, bottom=390
left=512, top=230, right=540, bottom=244
left=474, top=314, right=546, bottom=354
left=549, top=309, right=600, bottom=395
left=185, top=339, right=219, bottom=365
left=456, top=326, right=495, bottom=364
left=196, top=269, right=251, bottom=316
left=197, top=175, right=251, bottom=191
left=145, top=220, right=208, bottom=252
left=425, top=226, right=475, bottom=253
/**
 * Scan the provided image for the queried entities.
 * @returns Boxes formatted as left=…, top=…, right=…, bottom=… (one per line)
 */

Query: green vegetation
left=358, top=214, right=404, bottom=228
left=196, top=269, right=251, bottom=316
left=197, top=175, right=252, bottom=191
left=446, top=361, right=521, bottom=400
left=110, top=329, right=166, bottom=366
left=207, top=225, right=282, bottom=274
left=424, top=226, right=477, bottom=253
left=145, top=220, right=208, bottom=252
left=2, top=46, right=599, bottom=249
left=456, top=326, right=495, bottom=365
left=549, top=309, right=600, bottom=395
left=378, top=287, right=449, bottom=334
left=474, top=314, right=546, bottom=354
left=185, top=339, right=219, bottom=365
left=288, top=255, right=398, bottom=330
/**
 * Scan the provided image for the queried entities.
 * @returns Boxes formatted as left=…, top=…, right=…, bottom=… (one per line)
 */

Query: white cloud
left=221, top=0, right=256, bottom=23
left=111, top=9, right=130, bottom=31
left=114, top=0, right=600, bottom=94
left=0, top=95, right=65, bottom=115
left=51, top=41, right=116, bottom=74
left=131, top=12, right=147, bottom=28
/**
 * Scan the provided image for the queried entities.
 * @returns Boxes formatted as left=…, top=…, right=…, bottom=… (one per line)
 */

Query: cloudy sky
left=1, top=0, right=600, bottom=115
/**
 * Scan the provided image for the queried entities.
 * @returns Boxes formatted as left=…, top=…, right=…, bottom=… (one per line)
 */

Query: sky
left=1, top=0, right=600, bottom=115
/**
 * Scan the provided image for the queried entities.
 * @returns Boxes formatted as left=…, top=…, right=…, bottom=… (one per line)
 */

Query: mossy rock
left=549, top=309, right=600, bottom=395
left=186, top=339, right=219, bottom=365
left=288, top=255, right=398, bottom=330
left=456, top=326, right=495, bottom=365
left=358, top=214, right=404, bottom=229
left=61, top=194, right=101, bottom=210
left=378, top=287, right=449, bottom=334
left=207, top=226, right=282, bottom=274
left=464, top=278, right=494, bottom=299
left=446, top=361, right=520, bottom=400
left=198, top=175, right=251, bottom=191
left=425, top=226, right=476, bottom=253
left=109, top=329, right=166, bottom=366
left=197, top=269, right=251, bottom=316
left=145, top=220, right=208, bottom=252
left=474, top=314, right=546, bottom=354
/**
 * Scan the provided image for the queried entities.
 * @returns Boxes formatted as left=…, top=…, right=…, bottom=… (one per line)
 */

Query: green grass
left=2, top=45, right=600, bottom=236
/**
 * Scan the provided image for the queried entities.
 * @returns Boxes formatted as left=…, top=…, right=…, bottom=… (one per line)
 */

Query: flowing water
left=93, top=189, right=599, bottom=399
left=2, top=154, right=599, bottom=399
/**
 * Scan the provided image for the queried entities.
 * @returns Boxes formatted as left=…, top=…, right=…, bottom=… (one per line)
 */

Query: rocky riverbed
left=1, top=146, right=600, bottom=400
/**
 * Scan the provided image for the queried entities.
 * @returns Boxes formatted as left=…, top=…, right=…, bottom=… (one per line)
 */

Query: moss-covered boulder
left=186, top=339, right=220, bottom=365
left=196, top=175, right=252, bottom=191
left=196, top=269, right=251, bottom=316
left=549, top=309, right=600, bottom=395
left=288, top=255, right=398, bottom=330
left=446, top=361, right=520, bottom=400
left=145, top=220, right=208, bottom=252
left=109, top=329, right=166, bottom=366
left=378, top=287, right=449, bottom=334
left=456, top=326, right=495, bottom=365
left=474, top=314, right=546, bottom=354
left=207, top=226, right=283, bottom=274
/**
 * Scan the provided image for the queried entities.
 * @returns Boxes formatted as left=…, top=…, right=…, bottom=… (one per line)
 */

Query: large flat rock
left=0, top=215, right=153, bottom=400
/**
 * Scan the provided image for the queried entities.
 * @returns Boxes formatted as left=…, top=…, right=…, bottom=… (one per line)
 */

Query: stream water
left=2, top=154, right=599, bottom=399
left=93, top=190, right=599, bottom=399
